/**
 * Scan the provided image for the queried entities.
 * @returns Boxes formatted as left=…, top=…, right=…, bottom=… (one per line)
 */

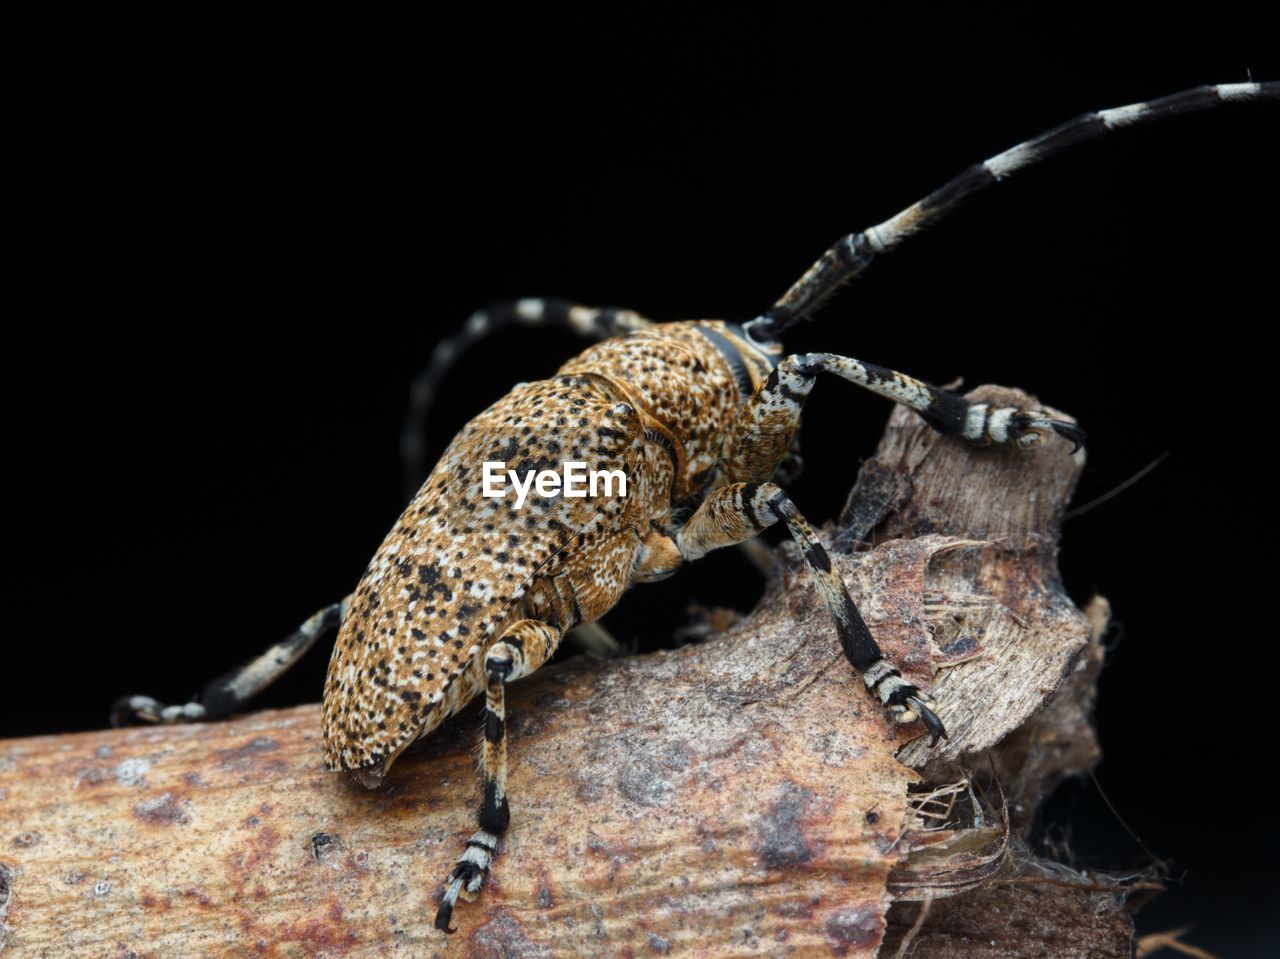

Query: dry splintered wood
left=0, top=386, right=1132, bottom=958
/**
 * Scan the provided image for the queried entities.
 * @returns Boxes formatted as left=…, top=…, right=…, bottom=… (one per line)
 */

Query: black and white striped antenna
left=744, top=81, right=1277, bottom=343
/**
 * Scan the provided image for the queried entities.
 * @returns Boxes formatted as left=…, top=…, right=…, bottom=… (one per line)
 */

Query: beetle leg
left=435, top=619, right=560, bottom=934
left=725, top=352, right=1081, bottom=486
left=676, top=483, right=945, bottom=744
left=110, top=596, right=351, bottom=727
left=631, top=529, right=683, bottom=583
left=564, top=621, right=624, bottom=657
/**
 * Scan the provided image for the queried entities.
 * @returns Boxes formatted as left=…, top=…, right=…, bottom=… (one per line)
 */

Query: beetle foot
left=434, top=829, right=498, bottom=933
left=888, top=687, right=948, bottom=746
left=109, top=694, right=207, bottom=727
left=964, top=405, right=1085, bottom=453
left=1009, top=412, right=1085, bottom=452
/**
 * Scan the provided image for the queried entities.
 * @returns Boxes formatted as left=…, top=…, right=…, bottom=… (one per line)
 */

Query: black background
left=8, top=8, right=1278, bottom=955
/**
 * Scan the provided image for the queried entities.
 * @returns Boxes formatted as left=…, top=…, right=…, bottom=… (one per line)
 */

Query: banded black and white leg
left=744, top=82, right=1276, bottom=341
left=109, top=597, right=351, bottom=727
left=435, top=618, right=560, bottom=933
left=727, top=352, right=1083, bottom=484
left=673, top=482, right=945, bottom=743
left=402, top=297, right=652, bottom=496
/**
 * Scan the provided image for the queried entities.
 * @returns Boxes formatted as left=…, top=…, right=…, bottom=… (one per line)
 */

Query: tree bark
left=0, top=386, right=1135, bottom=958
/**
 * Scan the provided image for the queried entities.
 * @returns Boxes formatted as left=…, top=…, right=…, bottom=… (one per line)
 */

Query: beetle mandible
left=111, top=81, right=1275, bottom=933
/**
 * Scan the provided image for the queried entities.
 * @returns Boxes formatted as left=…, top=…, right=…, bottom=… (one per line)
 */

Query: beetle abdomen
left=321, top=374, right=644, bottom=774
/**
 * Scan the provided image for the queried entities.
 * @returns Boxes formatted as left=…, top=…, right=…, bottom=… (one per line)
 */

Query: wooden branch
left=0, top=386, right=1130, bottom=958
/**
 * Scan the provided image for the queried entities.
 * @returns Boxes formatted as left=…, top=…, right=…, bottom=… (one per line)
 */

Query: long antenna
left=746, top=82, right=1277, bottom=342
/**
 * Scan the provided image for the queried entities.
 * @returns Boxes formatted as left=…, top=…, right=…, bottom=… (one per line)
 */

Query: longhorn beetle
left=112, top=82, right=1276, bottom=933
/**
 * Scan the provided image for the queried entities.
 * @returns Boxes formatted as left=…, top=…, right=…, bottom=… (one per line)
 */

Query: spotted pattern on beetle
left=322, top=375, right=659, bottom=774
left=107, top=81, right=1277, bottom=935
